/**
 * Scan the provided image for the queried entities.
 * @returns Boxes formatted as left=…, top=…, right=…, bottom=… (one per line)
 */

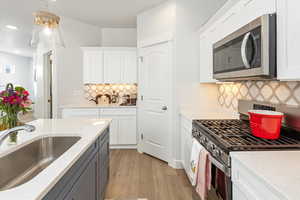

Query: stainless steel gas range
left=192, top=100, right=300, bottom=200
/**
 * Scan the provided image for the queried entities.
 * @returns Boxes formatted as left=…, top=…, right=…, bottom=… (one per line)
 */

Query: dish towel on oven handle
left=195, top=148, right=212, bottom=200
left=189, top=139, right=204, bottom=186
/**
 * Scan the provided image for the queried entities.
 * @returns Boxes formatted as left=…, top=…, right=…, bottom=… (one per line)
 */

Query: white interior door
left=138, top=42, right=172, bottom=162
left=43, top=51, right=53, bottom=119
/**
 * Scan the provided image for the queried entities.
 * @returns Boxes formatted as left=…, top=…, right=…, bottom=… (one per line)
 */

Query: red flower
left=23, top=90, right=29, bottom=96
left=23, top=99, right=33, bottom=108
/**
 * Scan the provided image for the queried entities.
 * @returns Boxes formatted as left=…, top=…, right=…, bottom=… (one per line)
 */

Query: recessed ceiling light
left=5, top=25, right=18, bottom=30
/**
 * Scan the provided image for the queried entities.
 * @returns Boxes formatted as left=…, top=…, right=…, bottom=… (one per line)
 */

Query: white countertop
left=231, top=151, right=300, bottom=200
left=60, top=103, right=136, bottom=109
left=0, top=118, right=111, bottom=200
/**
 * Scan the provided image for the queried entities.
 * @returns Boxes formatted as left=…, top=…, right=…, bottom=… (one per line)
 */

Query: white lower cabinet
left=118, top=116, right=137, bottom=145
left=107, top=118, right=119, bottom=145
left=62, top=109, right=99, bottom=118
left=233, top=182, right=256, bottom=200
left=232, top=157, right=283, bottom=200
left=62, top=107, right=137, bottom=147
left=180, top=114, right=193, bottom=180
left=101, top=114, right=137, bottom=146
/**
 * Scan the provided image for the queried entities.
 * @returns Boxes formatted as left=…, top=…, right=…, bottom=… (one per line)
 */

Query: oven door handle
left=209, top=155, right=231, bottom=177
left=241, top=32, right=251, bottom=69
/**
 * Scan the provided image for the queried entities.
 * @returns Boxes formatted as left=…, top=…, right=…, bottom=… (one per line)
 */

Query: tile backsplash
left=218, top=81, right=300, bottom=110
left=84, top=84, right=137, bottom=100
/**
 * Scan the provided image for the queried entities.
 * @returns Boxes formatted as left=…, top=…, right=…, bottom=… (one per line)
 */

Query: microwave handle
left=241, top=32, right=251, bottom=69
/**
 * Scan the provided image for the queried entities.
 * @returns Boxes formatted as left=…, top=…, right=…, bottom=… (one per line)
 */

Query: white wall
left=101, top=28, right=137, bottom=47
left=175, top=0, right=227, bottom=112
left=0, top=52, right=34, bottom=100
left=56, top=17, right=102, bottom=106
left=173, top=0, right=228, bottom=166
left=34, top=17, right=102, bottom=118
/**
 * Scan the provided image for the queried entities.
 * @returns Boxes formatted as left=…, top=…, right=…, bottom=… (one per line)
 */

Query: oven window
left=213, top=27, right=261, bottom=74
left=208, top=165, right=232, bottom=200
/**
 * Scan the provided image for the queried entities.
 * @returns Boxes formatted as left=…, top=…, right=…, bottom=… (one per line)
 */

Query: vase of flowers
left=0, top=83, right=33, bottom=144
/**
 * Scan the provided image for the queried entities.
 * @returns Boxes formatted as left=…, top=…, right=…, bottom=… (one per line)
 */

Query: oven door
left=208, top=156, right=232, bottom=200
left=213, top=26, right=261, bottom=80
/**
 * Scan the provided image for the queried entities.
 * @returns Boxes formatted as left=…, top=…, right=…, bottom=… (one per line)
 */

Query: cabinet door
left=122, top=51, right=137, bottom=83
left=103, top=51, right=122, bottom=83
left=199, top=33, right=215, bottom=83
left=99, top=134, right=109, bottom=200
left=104, top=117, right=118, bottom=145
left=238, top=0, right=276, bottom=24
left=118, top=116, right=137, bottom=145
left=277, top=0, right=300, bottom=80
left=64, top=155, right=98, bottom=200
left=216, top=0, right=276, bottom=40
left=233, top=183, right=254, bottom=200
left=83, top=51, right=104, bottom=84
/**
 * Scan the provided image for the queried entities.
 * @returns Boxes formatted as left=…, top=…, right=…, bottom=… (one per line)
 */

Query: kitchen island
left=0, top=118, right=111, bottom=200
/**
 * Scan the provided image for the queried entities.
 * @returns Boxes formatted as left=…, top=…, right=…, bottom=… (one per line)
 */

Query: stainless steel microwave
left=213, top=14, right=277, bottom=80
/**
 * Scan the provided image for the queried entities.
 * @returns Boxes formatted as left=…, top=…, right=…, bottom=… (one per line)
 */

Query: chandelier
left=31, top=8, right=65, bottom=47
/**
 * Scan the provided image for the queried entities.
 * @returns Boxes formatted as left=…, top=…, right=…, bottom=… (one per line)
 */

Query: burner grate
left=194, top=120, right=300, bottom=151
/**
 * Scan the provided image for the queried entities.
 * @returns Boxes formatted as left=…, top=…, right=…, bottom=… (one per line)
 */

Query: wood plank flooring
left=105, top=150, right=201, bottom=200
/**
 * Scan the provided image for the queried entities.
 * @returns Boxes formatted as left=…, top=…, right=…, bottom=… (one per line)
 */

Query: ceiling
left=0, top=0, right=167, bottom=57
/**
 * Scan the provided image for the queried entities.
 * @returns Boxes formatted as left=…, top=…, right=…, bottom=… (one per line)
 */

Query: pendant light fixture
left=31, top=1, right=65, bottom=48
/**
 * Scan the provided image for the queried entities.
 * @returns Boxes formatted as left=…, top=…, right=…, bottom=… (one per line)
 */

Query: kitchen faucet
left=0, top=125, right=36, bottom=146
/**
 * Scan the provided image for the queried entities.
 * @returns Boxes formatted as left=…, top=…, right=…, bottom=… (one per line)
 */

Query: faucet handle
left=23, top=124, right=36, bottom=132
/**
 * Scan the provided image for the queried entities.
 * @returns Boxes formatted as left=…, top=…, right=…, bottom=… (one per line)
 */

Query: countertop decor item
left=248, top=110, right=284, bottom=140
left=0, top=83, right=33, bottom=144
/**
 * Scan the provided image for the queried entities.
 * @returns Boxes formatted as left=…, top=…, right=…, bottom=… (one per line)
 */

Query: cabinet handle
left=162, top=106, right=168, bottom=111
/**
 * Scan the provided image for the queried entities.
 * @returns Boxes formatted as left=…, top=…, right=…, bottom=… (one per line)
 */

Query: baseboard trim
left=110, top=145, right=137, bottom=149
left=168, top=159, right=184, bottom=169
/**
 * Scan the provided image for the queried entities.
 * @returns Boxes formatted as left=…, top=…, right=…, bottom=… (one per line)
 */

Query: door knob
left=162, top=106, right=168, bottom=111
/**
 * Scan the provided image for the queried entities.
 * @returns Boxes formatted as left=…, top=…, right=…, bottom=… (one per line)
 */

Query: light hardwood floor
left=105, top=150, right=201, bottom=200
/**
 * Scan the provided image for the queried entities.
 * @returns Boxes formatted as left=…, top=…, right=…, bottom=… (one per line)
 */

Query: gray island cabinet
left=42, top=128, right=109, bottom=200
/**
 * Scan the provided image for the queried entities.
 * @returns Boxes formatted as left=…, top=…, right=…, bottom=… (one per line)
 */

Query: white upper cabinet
left=82, top=47, right=137, bottom=84
left=277, top=0, right=300, bottom=80
left=83, top=49, right=104, bottom=84
left=122, top=51, right=138, bottom=83
left=103, top=49, right=137, bottom=84
left=199, top=32, right=216, bottom=83
left=103, top=51, right=123, bottom=83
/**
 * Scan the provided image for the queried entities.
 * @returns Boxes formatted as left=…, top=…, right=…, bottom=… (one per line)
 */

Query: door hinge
left=141, top=95, right=144, bottom=101
left=139, top=56, right=144, bottom=62
left=141, top=133, right=144, bottom=140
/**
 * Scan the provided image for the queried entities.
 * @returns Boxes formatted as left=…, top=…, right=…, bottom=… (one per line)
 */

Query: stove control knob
left=210, top=143, right=216, bottom=150
left=214, top=149, right=222, bottom=157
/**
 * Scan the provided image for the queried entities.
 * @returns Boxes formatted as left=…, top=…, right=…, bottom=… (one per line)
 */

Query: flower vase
left=6, top=113, right=19, bottom=145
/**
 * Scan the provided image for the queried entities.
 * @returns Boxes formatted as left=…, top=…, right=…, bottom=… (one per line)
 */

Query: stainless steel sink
left=0, top=136, right=81, bottom=191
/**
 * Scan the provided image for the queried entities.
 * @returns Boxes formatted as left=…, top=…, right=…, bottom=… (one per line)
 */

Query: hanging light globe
left=31, top=10, right=65, bottom=48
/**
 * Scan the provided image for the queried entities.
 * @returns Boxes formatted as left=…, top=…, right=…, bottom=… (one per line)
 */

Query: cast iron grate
left=193, top=119, right=300, bottom=151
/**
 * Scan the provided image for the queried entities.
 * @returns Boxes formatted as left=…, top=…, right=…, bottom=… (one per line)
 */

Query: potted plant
left=0, top=83, right=33, bottom=144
